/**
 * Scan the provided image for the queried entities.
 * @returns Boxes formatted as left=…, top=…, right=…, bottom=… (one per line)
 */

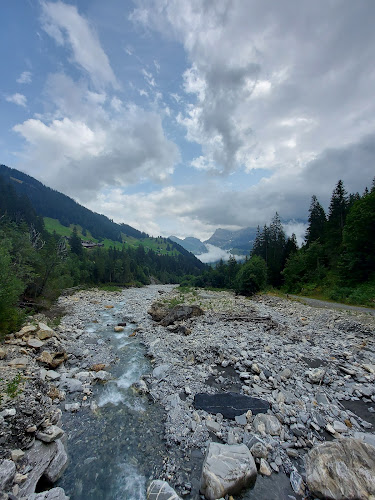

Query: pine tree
left=326, top=180, right=348, bottom=253
left=305, top=195, right=326, bottom=246
left=70, top=226, right=83, bottom=256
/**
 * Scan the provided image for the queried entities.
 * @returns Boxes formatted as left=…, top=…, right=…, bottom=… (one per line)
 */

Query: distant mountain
left=204, top=227, right=258, bottom=255
left=169, top=236, right=208, bottom=255
left=0, top=164, right=147, bottom=242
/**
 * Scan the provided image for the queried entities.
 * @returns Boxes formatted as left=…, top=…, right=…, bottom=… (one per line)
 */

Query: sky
left=1, top=1, right=375, bottom=242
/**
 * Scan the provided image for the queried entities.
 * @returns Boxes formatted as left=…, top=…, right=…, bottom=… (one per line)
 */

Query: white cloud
left=41, top=1, right=118, bottom=88
left=6, top=93, right=27, bottom=107
left=197, top=244, right=235, bottom=263
left=13, top=73, right=179, bottom=198
left=17, top=71, right=32, bottom=84
left=142, top=68, right=156, bottom=87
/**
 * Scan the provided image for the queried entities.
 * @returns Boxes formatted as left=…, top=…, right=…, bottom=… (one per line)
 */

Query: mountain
left=169, top=236, right=207, bottom=255
left=0, top=164, right=147, bottom=242
left=204, top=227, right=258, bottom=255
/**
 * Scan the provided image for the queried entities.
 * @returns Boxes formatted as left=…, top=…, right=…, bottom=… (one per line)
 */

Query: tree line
left=181, top=178, right=375, bottom=306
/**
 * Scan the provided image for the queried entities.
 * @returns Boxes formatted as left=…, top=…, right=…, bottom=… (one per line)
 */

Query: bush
left=235, top=256, right=267, bottom=296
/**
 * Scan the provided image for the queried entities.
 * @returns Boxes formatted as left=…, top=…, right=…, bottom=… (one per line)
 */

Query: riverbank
left=1, top=285, right=374, bottom=499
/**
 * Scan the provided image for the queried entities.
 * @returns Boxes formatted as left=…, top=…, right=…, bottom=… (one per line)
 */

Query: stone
left=131, top=379, right=149, bottom=394
left=60, top=378, right=83, bottom=393
left=0, top=347, right=7, bottom=359
left=114, top=326, right=124, bottom=332
left=200, top=443, right=257, bottom=500
left=38, top=351, right=67, bottom=368
left=11, top=449, right=25, bottom=462
left=206, top=420, right=221, bottom=433
left=194, top=392, right=269, bottom=420
left=36, top=425, right=64, bottom=443
left=353, top=431, right=375, bottom=448
left=147, top=480, right=182, bottom=500
left=259, top=458, right=272, bottom=476
left=333, top=420, right=348, bottom=433
left=235, top=413, right=247, bottom=426
left=305, top=438, right=375, bottom=500
left=91, top=363, right=106, bottom=372
left=253, top=413, right=282, bottom=436
left=160, top=305, right=204, bottom=326
left=0, top=459, right=16, bottom=492
left=8, top=356, right=29, bottom=368
left=64, top=403, right=81, bottom=412
left=19, top=441, right=58, bottom=496
left=44, top=440, right=68, bottom=483
left=46, top=370, right=61, bottom=380
left=14, top=473, right=28, bottom=484
left=1, top=408, right=16, bottom=417
left=147, top=302, right=169, bottom=322
left=153, top=364, right=170, bottom=380
left=362, top=364, right=375, bottom=374
left=37, top=322, right=54, bottom=340
left=27, top=338, right=44, bottom=349
left=250, top=442, right=268, bottom=459
left=280, top=368, right=292, bottom=380
left=28, top=487, right=69, bottom=500
left=93, top=370, right=111, bottom=382
left=306, top=368, right=325, bottom=384
left=290, top=470, right=305, bottom=495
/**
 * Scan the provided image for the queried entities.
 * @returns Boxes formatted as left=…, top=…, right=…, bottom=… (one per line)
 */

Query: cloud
left=197, top=244, right=236, bottom=263
left=41, top=1, right=118, bottom=88
left=13, top=73, right=179, bottom=198
left=6, top=93, right=27, bottom=107
left=131, top=1, right=375, bottom=179
left=17, top=71, right=32, bottom=84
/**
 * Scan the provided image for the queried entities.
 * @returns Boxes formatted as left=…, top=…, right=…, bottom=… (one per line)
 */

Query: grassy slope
left=43, top=217, right=180, bottom=255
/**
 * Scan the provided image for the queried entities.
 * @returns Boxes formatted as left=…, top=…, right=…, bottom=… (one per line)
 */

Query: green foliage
left=234, top=256, right=267, bottom=296
left=0, top=372, right=24, bottom=405
left=305, top=195, right=326, bottom=246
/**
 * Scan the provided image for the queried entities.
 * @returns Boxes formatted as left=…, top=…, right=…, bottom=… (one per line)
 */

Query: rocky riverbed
left=1, top=285, right=375, bottom=499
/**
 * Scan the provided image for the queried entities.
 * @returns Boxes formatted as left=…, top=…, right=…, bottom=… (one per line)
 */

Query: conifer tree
left=305, top=195, right=326, bottom=246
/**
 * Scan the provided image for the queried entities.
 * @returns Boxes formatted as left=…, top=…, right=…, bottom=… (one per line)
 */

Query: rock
left=153, top=364, right=170, bottom=380
left=306, top=368, right=325, bottom=384
left=64, top=403, right=81, bottom=412
left=280, top=368, right=292, bottom=380
left=253, top=413, right=282, bottom=436
left=259, top=458, right=272, bottom=476
left=93, top=370, right=111, bottom=382
left=251, top=363, right=261, bottom=375
left=354, top=432, right=375, bottom=448
left=0, top=347, right=7, bottom=359
left=250, top=442, right=268, bottom=459
left=28, top=487, right=69, bottom=499
left=38, top=351, right=67, bottom=368
left=1, top=408, right=16, bottom=417
left=0, top=459, right=16, bottom=492
left=11, top=449, right=25, bottom=462
left=27, top=338, right=44, bottom=349
left=26, top=425, right=37, bottom=433
left=200, top=443, right=257, bottom=500
left=194, top=392, right=269, bottom=420
left=290, top=470, right=305, bottom=495
left=19, top=441, right=59, bottom=496
left=147, top=302, right=169, bottom=322
left=44, top=440, right=68, bottom=482
left=362, top=364, right=375, bottom=374
left=36, top=425, right=64, bottom=443
left=114, top=326, right=124, bottom=332
left=104, top=305, right=114, bottom=309
left=131, top=379, right=149, bottom=394
left=333, top=420, right=348, bottom=433
left=8, top=356, right=29, bottom=368
left=37, top=323, right=54, bottom=340
left=305, top=438, right=375, bottom=500
left=60, top=378, right=83, bottom=393
left=90, top=363, right=106, bottom=372
left=234, top=413, right=247, bottom=426
left=14, top=473, right=28, bottom=484
left=46, top=370, right=61, bottom=381
left=160, top=304, right=204, bottom=326
left=206, top=420, right=221, bottom=433
left=147, top=480, right=182, bottom=500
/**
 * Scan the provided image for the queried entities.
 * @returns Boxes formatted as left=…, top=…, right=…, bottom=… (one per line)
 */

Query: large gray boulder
left=0, top=459, right=16, bottom=492
left=147, top=480, right=181, bottom=500
left=305, top=438, right=375, bottom=500
left=44, top=439, right=68, bottom=482
left=200, top=443, right=257, bottom=500
left=253, top=413, right=281, bottom=436
left=160, top=305, right=204, bottom=326
left=27, top=487, right=69, bottom=499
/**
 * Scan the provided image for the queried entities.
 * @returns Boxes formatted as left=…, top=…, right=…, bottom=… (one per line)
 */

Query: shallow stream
left=57, top=301, right=167, bottom=500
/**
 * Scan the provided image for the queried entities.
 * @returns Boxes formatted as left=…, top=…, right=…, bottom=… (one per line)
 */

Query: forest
left=1, top=172, right=374, bottom=337
left=181, top=178, right=375, bottom=306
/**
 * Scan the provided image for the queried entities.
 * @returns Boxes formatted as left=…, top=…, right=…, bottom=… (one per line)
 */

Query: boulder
left=306, top=368, right=325, bottom=384
left=19, top=440, right=58, bottom=496
left=16, top=325, right=37, bottom=337
left=38, top=351, right=67, bottom=369
left=28, top=487, right=69, bottom=500
left=8, top=356, right=29, bottom=368
left=0, top=459, right=16, bottom=492
left=194, top=392, right=269, bottom=420
left=0, top=347, right=7, bottom=359
left=114, top=326, right=124, bottom=332
left=147, top=480, right=182, bottom=500
left=36, top=425, right=64, bottom=443
left=27, top=338, right=44, bottom=349
left=60, top=378, right=83, bottom=393
left=44, top=439, right=68, bottom=483
left=200, top=443, right=257, bottom=499
left=147, top=302, right=169, bottom=322
left=153, top=364, right=170, bottom=380
left=305, top=438, right=375, bottom=500
left=253, top=413, right=282, bottom=436
left=11, top=449, right=25, bottom=462
left=93, top=370, right=111, bottom=382
left=160, top=305, right=204, bottom=326
left=37, top=323, right=54, bottom=340
left=90, top=363, right=106, bottom=372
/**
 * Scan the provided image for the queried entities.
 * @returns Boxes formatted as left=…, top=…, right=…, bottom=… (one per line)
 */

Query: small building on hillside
left=81, top=240, right=104, bottom=248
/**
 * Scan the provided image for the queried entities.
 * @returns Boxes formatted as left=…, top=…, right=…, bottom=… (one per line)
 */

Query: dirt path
left=289, top=294, right=375, bottom=315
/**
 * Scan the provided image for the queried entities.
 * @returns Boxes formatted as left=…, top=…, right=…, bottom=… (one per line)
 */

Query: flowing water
left=57, top=301, right=167, bottom=500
